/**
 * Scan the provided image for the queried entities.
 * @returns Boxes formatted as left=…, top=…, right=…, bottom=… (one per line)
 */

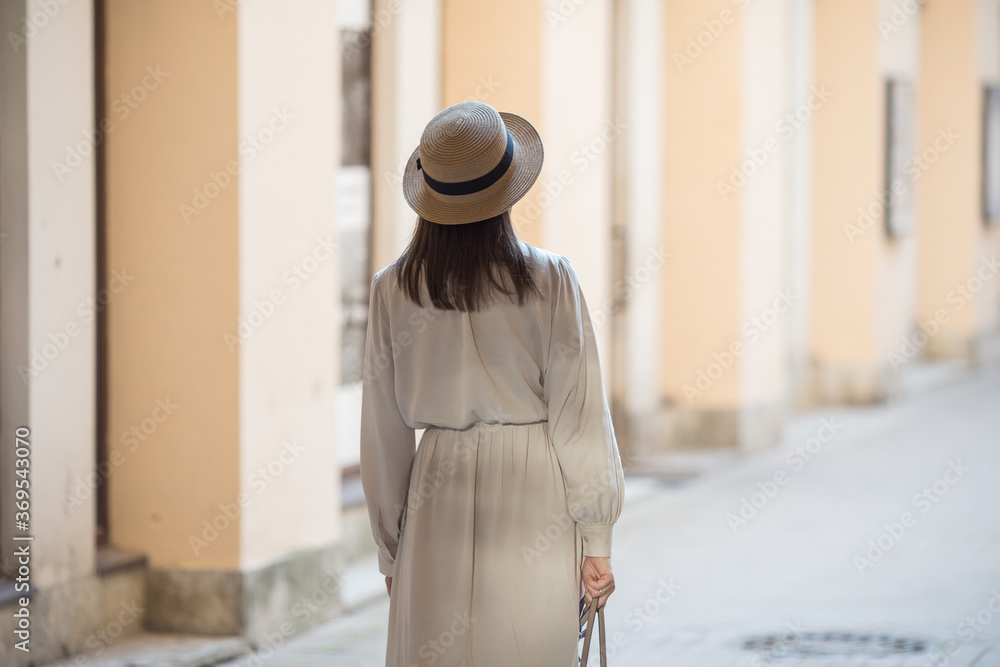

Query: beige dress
left=360, top=242, right=625, bottom=667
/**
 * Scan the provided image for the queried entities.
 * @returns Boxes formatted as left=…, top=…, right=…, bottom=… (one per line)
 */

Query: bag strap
left=579, top=594, right=607, bottom=667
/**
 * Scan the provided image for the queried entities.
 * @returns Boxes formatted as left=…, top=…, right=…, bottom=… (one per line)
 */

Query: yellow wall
left=441, top=0, right=544, bottom=245
left=105, top=0, right=241, bottom=569
left=811, top=0, right=881, bottom=368
left=917, top=0, right=1000, bottom=355
left=662, top=0, right=743, bottom=407
left=916, top=0, right=980, bottom=346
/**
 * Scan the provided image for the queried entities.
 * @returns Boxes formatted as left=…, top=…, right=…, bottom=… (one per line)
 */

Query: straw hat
left=402, top=101, right=544, bottom=225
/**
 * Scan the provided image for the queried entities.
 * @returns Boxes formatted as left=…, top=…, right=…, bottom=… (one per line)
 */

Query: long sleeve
left=359, top=269, right=417, bottom=576
left=543, top=255, right=625, bottom=558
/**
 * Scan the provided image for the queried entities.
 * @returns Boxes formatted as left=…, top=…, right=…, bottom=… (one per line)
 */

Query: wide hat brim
left=402, top=111, right=544, bottom=225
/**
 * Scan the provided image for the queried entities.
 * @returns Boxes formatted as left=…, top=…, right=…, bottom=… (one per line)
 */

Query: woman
left=360, top=100, right=625, bottom=666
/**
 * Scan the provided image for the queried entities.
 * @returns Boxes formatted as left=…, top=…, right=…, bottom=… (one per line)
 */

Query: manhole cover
left=741, top=631, right=932, bottom=659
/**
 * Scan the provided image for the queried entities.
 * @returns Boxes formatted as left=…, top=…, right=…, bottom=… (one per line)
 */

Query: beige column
left=787, top=0, right=816, bottom=406
left=660, top=0, right=795, bottom=449
left=236, top=0, right=340, bottom=577
left=810, top=0, right=880, bottom=402
left=0, top=0, right=108, bottom=663
left=661, top=0, right=741, bottom=448
left=104, top=0, right=341, bottom=641
left=541, top=0, right=618, bottom=398
left=0, top=0, right=96, bottom=589
left=808, top=0, right=921, bottom=404
left=914, top=0, right=1000, bottom=362
left=613, top=0, right=666, bottom=466
left=739, top=0, right=794, bottom=446
left=990, top=1, right=1000, bottom=329
left=371, top=0, right=443, bottom=270
left=105, top=0, right=241, bottom=574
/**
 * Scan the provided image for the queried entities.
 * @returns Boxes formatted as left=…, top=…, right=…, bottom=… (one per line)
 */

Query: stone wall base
left=801, top=362, right=900, bottom=407
left=624, top=397, right=789, bottom=471
left=146, top=541, right=344, bottom=648
left=0, top=541, right=349, bottom=665
left=0, top=552, right=146, bottom=666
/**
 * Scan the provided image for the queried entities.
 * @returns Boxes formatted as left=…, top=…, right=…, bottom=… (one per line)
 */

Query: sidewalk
left=44, top=357, right=1000, bottom=667
left=212, top=360, right=1000, bottom=666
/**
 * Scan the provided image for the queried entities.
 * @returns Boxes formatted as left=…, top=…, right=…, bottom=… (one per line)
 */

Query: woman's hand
left=386, top=576, right=392, bottom=595
left=582, top=556, right=614, bottom=608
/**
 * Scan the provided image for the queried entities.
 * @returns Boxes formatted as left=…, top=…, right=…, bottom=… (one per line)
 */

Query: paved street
left=219, top=361, right=1000, bottom=667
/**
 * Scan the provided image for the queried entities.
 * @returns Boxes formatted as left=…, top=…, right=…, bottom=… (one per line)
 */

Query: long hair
left=394, top=209, right=542, bottom=312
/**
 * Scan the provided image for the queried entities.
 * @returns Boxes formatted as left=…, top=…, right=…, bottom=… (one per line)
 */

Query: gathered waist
left=425, top=418, right=548, bottom=432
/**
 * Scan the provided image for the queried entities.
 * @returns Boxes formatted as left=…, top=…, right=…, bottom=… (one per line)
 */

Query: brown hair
left=394, top=210, right=542, bottom=312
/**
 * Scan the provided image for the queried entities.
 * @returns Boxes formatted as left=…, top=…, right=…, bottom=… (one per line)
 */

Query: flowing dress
left=359, top=241, right=625, bottom=667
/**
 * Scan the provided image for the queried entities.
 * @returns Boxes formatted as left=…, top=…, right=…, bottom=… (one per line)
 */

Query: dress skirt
left=386, top=420, right=582, bottom=667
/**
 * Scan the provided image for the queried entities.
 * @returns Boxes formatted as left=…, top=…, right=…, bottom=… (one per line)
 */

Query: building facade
left=1, top=0, right=998, bottom=663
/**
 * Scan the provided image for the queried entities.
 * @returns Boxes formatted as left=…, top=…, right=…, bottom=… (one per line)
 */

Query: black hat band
left=416, top=129, right=514, bottom=197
